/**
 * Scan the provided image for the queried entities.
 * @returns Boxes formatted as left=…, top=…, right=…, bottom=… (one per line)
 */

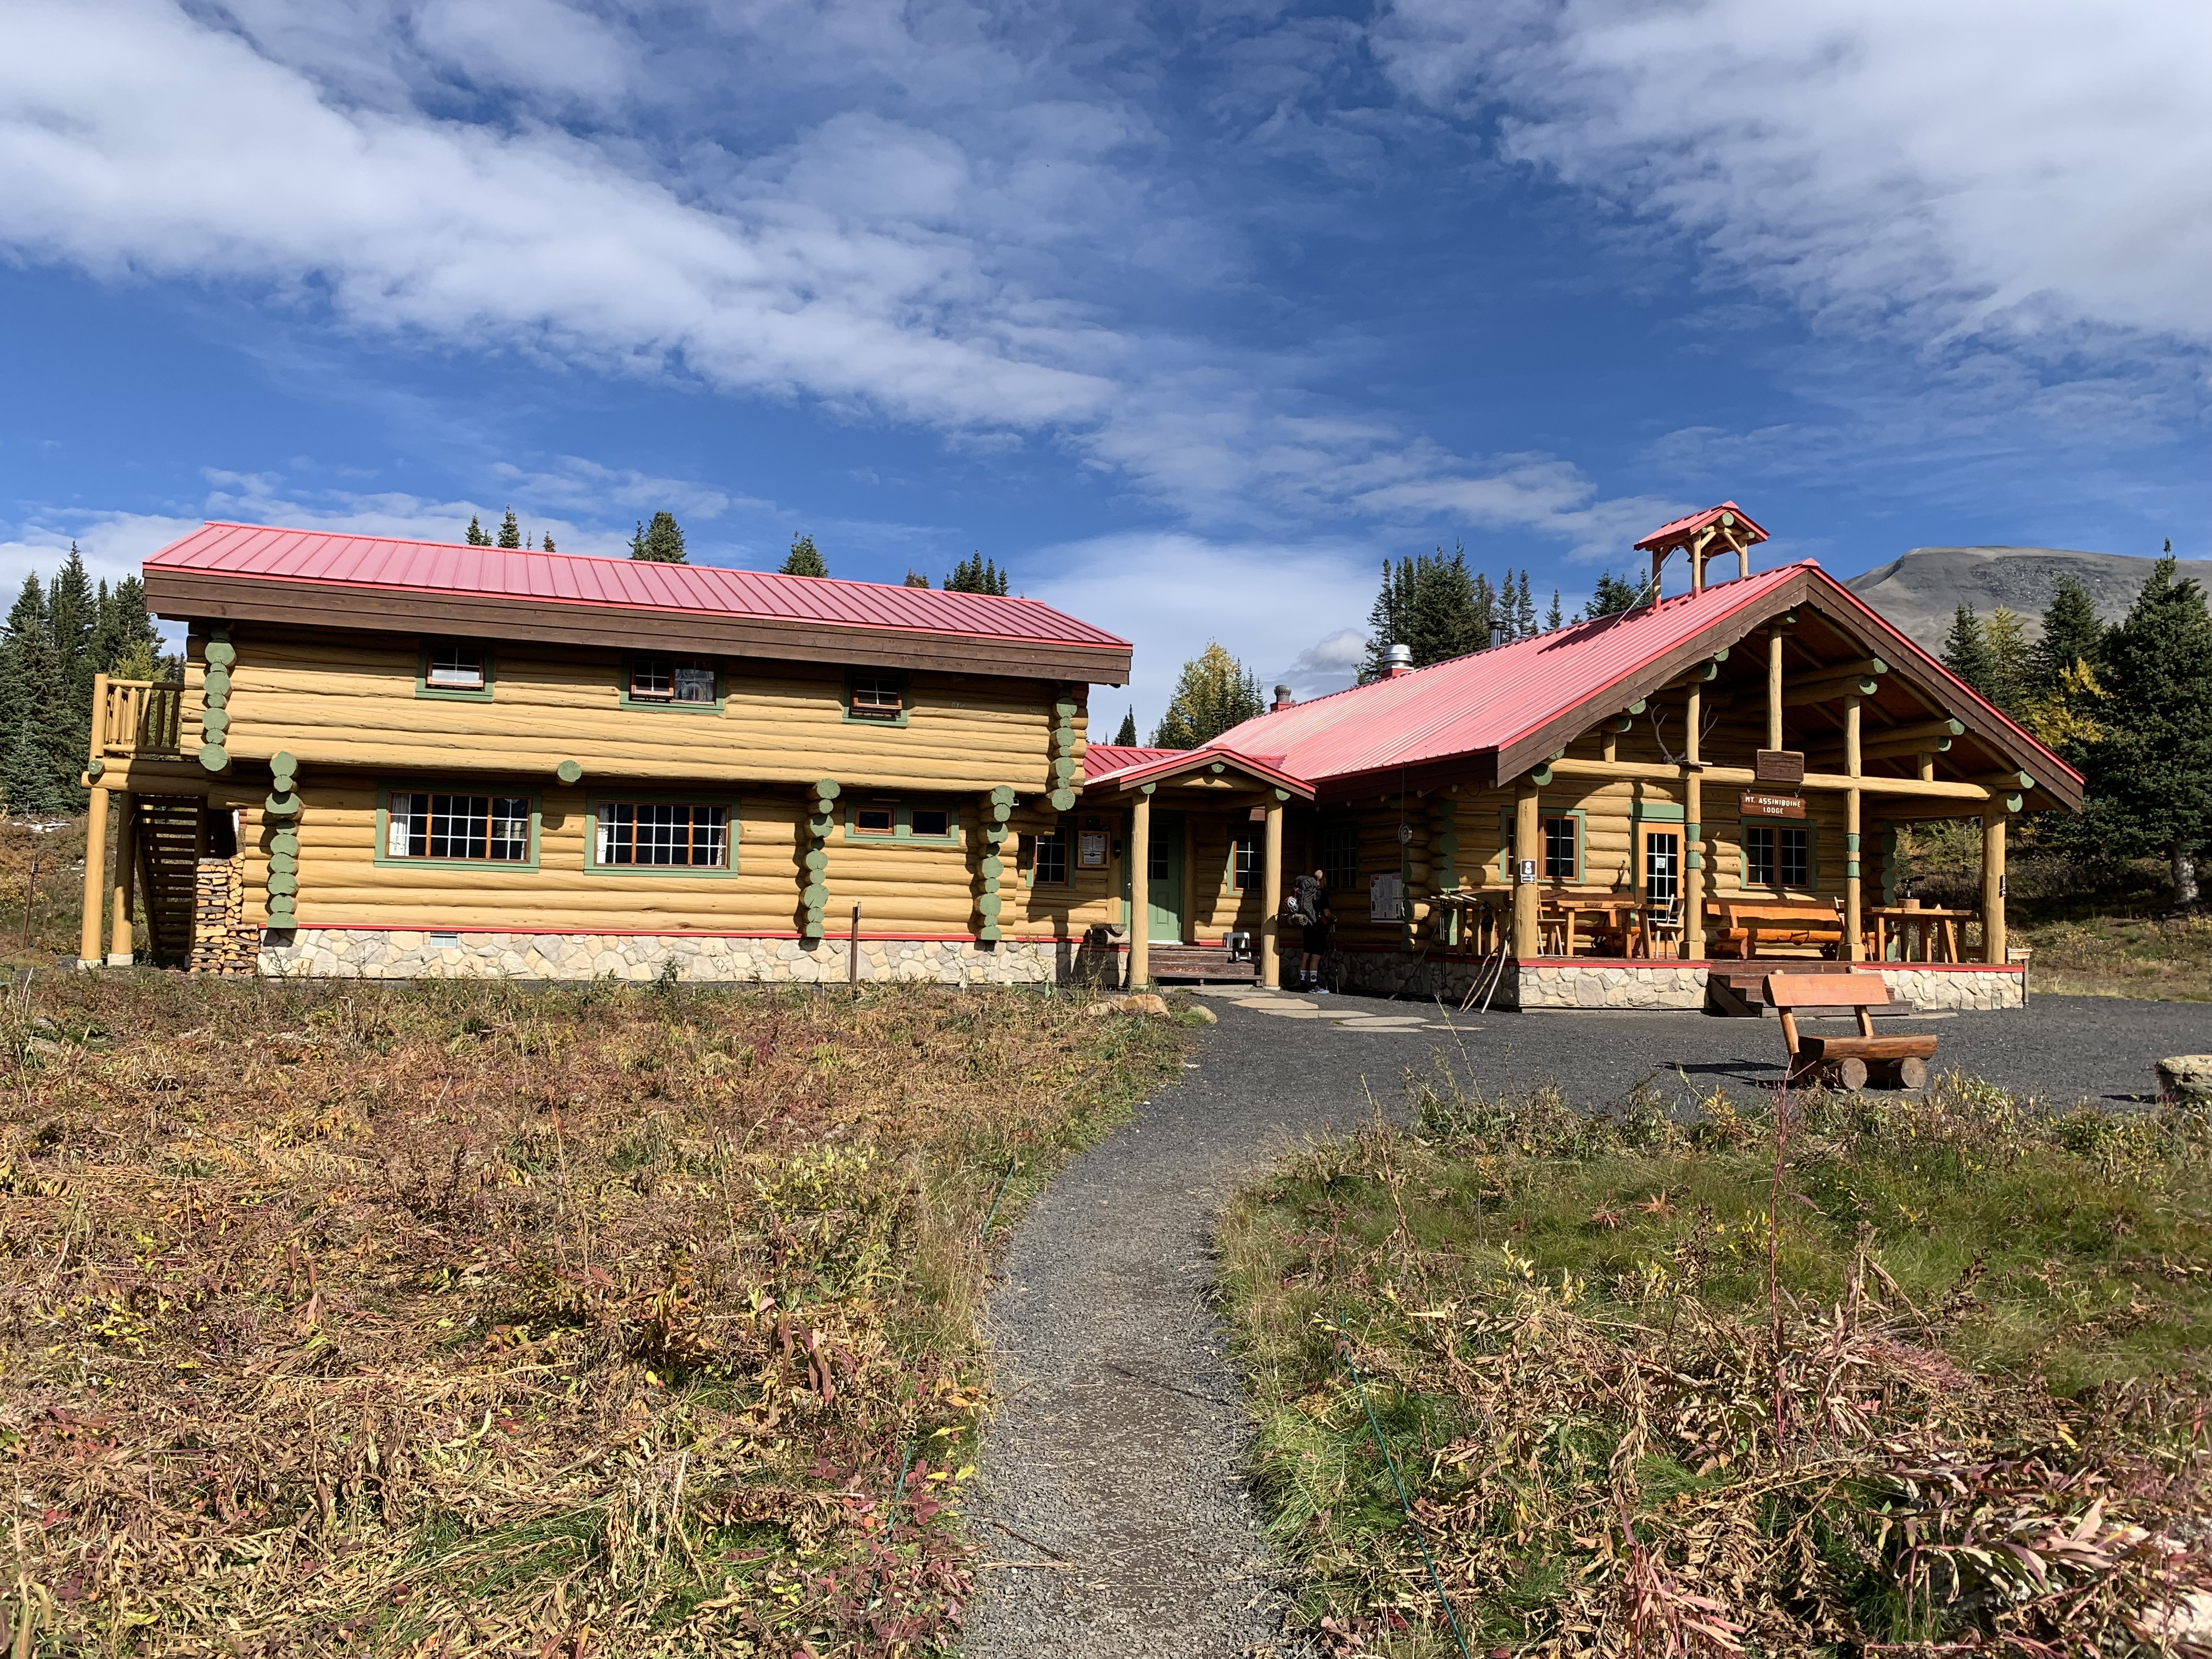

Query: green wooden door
left=1126, top=810, right=1186, bottom=942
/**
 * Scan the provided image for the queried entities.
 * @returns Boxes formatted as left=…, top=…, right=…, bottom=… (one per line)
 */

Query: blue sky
left=2, top=0, right=2206, bottom=730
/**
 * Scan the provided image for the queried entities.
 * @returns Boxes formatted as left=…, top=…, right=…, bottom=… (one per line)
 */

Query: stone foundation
left=1325, top=952, right=2027, bottom=1013
left=257, top=929, right=1125, bottom=986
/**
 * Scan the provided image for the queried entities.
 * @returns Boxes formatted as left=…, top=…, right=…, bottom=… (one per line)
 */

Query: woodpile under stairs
left=131, top=797, right=203, bottom=966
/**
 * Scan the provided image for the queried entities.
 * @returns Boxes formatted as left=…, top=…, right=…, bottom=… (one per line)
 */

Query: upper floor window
left=627, top=655, right=718, bottom=705
left=426, top=643, right=485, bottom=690
left=1321, top=822, right=1359, bottom=891
left=848, top=671, right=906, bottom=724
left=597, top=802, right=730, bottom=868
left=386, top=792, right=531, bottom=863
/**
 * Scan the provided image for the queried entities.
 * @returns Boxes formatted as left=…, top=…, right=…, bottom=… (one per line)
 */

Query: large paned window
left=386, top=792, right=531, bottom=862
left=1321, top=821, right=1359, bottom=890
left=1542, top=815, right=1578, bottom=880
left=597, top=803, right=730, bottom=868
left=1745, top=823, right=1812, bottom=889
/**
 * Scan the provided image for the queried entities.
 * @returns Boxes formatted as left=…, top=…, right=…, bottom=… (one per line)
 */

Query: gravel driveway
left=959, top=989, right=2204, bottom=1656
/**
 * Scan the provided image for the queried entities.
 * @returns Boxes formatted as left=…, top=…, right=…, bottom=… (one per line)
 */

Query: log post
left=1260, top=793, right=1284, bottom=989
left=1129, top=787, right=1152, bottom=989
left=1684, top=685, right=1705, bottom=960
left=1767, top=630, right=1784, bottom=752
left=1982, top=807, right=2007, bottom=963
left=1844, top=695, right=1863, bottom=962
left=109, top=791, right=137, bottom=966
left=78, top=785, right=109, bottom=968
left=1512, top=776, right=1540, bottom=960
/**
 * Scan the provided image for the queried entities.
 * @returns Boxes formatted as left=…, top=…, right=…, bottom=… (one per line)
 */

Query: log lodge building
left=80, top=505, right=2077, bottom=1010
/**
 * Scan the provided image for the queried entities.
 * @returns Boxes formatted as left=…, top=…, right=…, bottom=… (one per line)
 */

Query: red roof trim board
left=1634, top=500, right=1770, bottom=550
left=144, top=522, right=1129, bottom=650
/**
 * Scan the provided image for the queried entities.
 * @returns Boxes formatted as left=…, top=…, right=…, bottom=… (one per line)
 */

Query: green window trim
left=1729, top=812, right=1822, bottom=893
left=1019, top=817, right=1073, bottom=888
left=842, top=798, right=961, bottom=845
left=1497, top=805, right=1588, bottom=883
left=583, top=793, right=744, bottom=877
left=618, top=652, right=725, bottom=713
left=416, top=639, right=496, bottom=702
left=843, top=668, right=911, bottom=727
left=1224, top=827, right=1259, bottom=894
left=373, top=782, right=543, bottom=872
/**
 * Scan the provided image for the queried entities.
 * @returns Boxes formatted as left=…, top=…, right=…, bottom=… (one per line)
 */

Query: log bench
left=1708, top=898, right=1845, bottom=960
left=1765, top=972, right=1938, bottom=1091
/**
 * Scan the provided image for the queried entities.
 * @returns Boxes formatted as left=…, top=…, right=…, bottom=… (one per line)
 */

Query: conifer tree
left=0, top=575, right=74, bottom=815
left=1511, top=570, right=1537, bottom=639
left=903, top=570, right=929, bottom=588
left=630, top=512, right=686, bottom=563
left=1547, top=590, right=1563, bottom=631
left=1152, top=642, right=1263, bottom=749
left=1114, top=708, right=1138, bottom=746
left=1583, top=571, right=1643, bottom=618
left=1471, top=572, right=1497, bottom=642
left=2075, top=557, right=2212, bottom=908
left=2031, top=574, right=2104, bottom=694
left=1362, top=546, right=1485, bottom=676
left=1942, top=603, right=1999, bottom=700
left=944, top=552, right=1009, bottom=595
left=465, top=515, right=490, bottom=546
left=1982, top=606, right=2030, bottom=715
left=543, top=532, right=556, bottom=552
left=89, top=577, right=163, bottom=682
left=780, top=534, right=827, bottom=577
left=497, top=509, right=523, bottom=550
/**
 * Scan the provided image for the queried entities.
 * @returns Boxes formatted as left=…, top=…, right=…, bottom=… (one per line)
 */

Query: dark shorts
left=1301, top=923, right=1330, bottom=953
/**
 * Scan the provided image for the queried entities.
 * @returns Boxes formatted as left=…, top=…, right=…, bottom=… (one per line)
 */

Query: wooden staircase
left=132, top=797, right=203, bottom=964
left=1707, top=960, right=1914, bottom=1019
left=1148, top=944, right=1258, bottom=984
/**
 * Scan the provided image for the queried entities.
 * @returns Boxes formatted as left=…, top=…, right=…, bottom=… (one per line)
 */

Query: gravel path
left=960, top=988, right=2200, bottom=1656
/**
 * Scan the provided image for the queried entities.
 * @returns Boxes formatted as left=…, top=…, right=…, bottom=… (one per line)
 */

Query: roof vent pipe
left=1272, top=683, right=1296, bottom=710
left=1384, top=643, right=1414, bottom=678
left=1489, top=627, right=1506, bottom=650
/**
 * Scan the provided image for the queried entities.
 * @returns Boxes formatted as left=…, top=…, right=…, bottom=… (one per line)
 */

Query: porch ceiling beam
left=1543, top=754, right=1998, bottom=802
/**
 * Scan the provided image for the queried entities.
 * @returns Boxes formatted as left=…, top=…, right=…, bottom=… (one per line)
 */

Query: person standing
left=1293, top=867, right=1332, bottom=992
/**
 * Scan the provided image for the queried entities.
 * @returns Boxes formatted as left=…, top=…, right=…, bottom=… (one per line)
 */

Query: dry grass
left=2025, top=913, right=2212, bottom=1002
left=1221, top=1071, right=2212, bottom=1657
left=0, top=973, right=1191, bottom=1656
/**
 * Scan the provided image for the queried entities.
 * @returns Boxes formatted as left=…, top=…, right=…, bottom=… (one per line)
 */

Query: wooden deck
left=1148, top=945, right=1259, bottom=984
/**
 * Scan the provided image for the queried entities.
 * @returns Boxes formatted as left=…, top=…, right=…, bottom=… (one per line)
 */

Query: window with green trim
left=1228, top=832, right=1257, bottom=893
left=1499, top=809, right=1585, bottom=882
left=846, top=799, right=958, bottom=843
left=848, top=671, right=906, bottom=723
left=417, top=639, right=494, bottom=700
left=625, top=654, right=719, bottom=706
left=1024, top=821, right=1070, bottom=887
left=386, top=792, right=531, bottom=862
left=1744, top=823, right=1812, bottom=889
left=596, top=802, right=730, bottom=868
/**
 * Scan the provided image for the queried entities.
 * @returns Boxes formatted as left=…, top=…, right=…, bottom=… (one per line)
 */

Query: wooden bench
left=1765, top=972, right=1938, bottom=1091
left=1709, top=898, right=1845, bottom=960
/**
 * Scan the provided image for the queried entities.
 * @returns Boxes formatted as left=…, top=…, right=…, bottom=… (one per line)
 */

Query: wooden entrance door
left=1144, top=811, right=1186, bottom=943
left=1639, top=823, right=1683, bottom=957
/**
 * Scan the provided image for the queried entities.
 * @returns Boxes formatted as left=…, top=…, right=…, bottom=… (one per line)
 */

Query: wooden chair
left=1764, top=973, right=1938, bottom=1091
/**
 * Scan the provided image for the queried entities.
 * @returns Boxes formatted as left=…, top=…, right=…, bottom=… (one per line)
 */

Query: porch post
left=1981, top=807, right=2007, bottom=964
left=1844, top=695, right=1864, bottom=962
left=108, top=791, right=137, bottom=967
left=78, top=785, right=110, bottom=967
left=1512, top=775, right=1540, bottom=960
left=1684, top=683, right=1706, bottom=960
left=1766, top=631, right=1784, bottom=752
left=1260, top=793, right=1284, bottom=989
left=1129, top=787, right=1152, bottom=988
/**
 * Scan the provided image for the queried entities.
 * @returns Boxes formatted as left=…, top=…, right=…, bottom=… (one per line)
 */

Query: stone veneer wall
left=1327, top=951, right=2026, bottom=1013
left=258, top=928, right=1124, bottom=986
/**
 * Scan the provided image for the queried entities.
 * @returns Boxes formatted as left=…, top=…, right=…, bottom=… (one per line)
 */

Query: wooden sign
left=1755, top=749, right=1806, bottom=783
left=1741, top=791, right=1807, bottom=819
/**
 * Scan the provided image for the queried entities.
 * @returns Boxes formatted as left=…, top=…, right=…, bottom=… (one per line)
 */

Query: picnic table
left=1707, top=897, right=1844, bottom=960
left=1538, top=894, right=1641, bottom=956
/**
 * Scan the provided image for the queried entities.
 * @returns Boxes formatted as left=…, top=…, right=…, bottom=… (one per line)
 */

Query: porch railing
left=93, top=674, right=185, bottom=761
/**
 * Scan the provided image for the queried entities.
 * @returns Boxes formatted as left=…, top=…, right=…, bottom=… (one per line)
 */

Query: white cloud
left=1375, top=0, right=2212, bottom=351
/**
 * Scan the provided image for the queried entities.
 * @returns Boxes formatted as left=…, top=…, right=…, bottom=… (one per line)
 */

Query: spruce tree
left=1583, top=571, right=1642, bottom=618
left=633, top=512, right=685, bottom=563
left=0, top=575, right=74, bottom=815
left=465, top=515, right=490, bottom=546
left=781, top=534, right=827, bottom=577
left=903, top=570, right=930, bottom=588
left=2075, top=557, right=2212, bottom=907
left=944, top=552, right=1009, bottom=595
left=1547, top=590, right=1563, bottom=631
left=1512, top=570, right=1537, bottom=639
left=1471, top=573, right=1497, bottom=642
left=497, top=509, right=523, bottom=550
left=1114, top=708, right=1138, bottom=746
left=1152, top=643, right=1264, bottom=749
left=1942, top=603, right=1999, bottom=700
left=543, top=532, right=556, bottom=552
left=1362, top=547, right=1485, bottom=675
left=90, top=577, right=163, bottom=681
left=2032, top=574, right=2104, bottom=693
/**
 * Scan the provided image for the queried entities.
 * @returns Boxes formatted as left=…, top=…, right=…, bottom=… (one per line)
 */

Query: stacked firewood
left=186, top=856, right=256, bottom=977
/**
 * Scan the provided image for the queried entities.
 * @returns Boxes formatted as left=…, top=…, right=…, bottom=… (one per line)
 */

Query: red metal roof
left=1634, top=500, right=1770, bottom=551
left=1082, top=744, right=1181, bottom=781
left=145, top=522, right=1130, bottom=650
left=1210, top=562, right=2079, bottom=793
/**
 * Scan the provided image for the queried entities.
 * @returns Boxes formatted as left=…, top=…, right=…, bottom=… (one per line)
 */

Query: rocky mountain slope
left=1844, top=545, right=2204, bottom=651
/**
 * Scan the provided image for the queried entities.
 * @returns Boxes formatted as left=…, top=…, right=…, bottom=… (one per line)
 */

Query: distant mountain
left=1845, top=545, right=2208, bottom=651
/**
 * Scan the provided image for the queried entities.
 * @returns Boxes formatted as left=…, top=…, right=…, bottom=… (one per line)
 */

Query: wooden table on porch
left=1539, top=895, right=1642, bottom=956
left=1867, top=904, right=1974, bottom=963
